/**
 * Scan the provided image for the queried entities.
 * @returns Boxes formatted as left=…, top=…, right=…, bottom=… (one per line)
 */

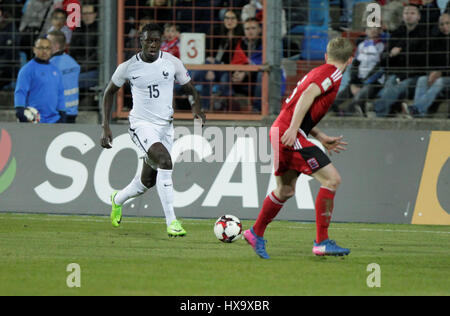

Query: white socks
left=113, top=169, right=177, bottom=227
left=156, top=168, right=177, bottom=226
left=114, top=176, right=148, bottom=206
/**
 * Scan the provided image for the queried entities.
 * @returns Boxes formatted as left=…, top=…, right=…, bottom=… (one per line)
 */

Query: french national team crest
left=163, top=71, right=169, bottom=79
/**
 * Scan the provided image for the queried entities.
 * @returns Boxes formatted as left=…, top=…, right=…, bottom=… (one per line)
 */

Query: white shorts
left=128, top=117, right=174, bottom=170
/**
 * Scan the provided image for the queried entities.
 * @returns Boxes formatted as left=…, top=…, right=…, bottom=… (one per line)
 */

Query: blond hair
left=326, top=37, right=354, bottom=63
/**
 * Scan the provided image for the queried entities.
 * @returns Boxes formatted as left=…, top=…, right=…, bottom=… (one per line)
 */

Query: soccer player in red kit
left=244, top=38, right=355, bottom=259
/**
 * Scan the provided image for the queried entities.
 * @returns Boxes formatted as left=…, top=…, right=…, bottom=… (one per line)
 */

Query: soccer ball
left=24, top=107, right=40, bottom=124
left=214, top=215, right=243, bottom=243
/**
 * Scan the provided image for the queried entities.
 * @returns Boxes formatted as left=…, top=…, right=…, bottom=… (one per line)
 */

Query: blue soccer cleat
left=313, top=239, right=350, bottom=256
left=244, top=228, right=270, bottom=259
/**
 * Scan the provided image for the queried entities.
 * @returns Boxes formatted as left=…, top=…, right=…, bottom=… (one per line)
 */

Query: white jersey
left=111, top=51, right=191, bottom=125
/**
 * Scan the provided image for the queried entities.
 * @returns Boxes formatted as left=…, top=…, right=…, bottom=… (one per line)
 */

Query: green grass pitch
left=0, top=213, right=449, bottom=296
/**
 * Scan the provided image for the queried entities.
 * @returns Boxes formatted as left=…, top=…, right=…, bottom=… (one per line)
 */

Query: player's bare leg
left=273, top=169, right=299, bottom=202
left=147, top=142, right=186, bottom=237
left=310, top=163, right=350, bottom=256
left=244, top=170, right=299, bottom=259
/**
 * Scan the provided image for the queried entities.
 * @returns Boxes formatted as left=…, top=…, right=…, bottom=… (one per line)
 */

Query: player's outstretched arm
left=101, top=81, right=121, bottom=149
left=281, top=83, right=322, bottom=147
left=182, top=81, right=206, bottom=126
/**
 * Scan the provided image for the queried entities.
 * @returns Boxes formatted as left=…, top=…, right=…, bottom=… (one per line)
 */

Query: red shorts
left=269, top=125, right=331, bottom=176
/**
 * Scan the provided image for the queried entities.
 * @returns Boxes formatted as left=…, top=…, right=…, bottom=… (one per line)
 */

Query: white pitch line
left=0, top=214, right=449, bottom=235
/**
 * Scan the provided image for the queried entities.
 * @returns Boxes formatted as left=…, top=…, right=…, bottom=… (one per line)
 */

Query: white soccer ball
left=24, top=107, right=40, bottom=124
left=214, top=215, right=243, bottom=243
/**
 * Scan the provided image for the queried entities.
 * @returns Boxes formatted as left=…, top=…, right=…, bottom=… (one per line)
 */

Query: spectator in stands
left=381, top=0, right=408, bottom=32
left=210, top=9, right=243, bottom=65
left=0, top=7, right=18, bottom=90
left=242, top=0, right=287, bottom=36
left=223, top=17, right=263, bottom=112
left=59, top=0, right=82, bottom=31
left=192, top=9, right=243, bottom=109
left=373, top=4, right=427, bottom=117
left=419, top=0, right=441, bottom=36
left=241, top=0, right=263, bottom=23
left=333, top=26, right=386, bottom=116
left=70, top=3, right=98, bottom=90
left=406, top=12, right=450, bottom=117
left=19, top=0, right=54, bottom=60
left=47, top=8, right=72, bottom=46
left=161, top=22, right=180, bottom=58
left=15, top=37, right=66, bottom=123
left=48, top=30, right=80, bottom=123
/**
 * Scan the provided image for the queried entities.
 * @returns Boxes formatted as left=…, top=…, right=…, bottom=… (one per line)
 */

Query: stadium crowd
left=0, top=0, right=450, bottom=121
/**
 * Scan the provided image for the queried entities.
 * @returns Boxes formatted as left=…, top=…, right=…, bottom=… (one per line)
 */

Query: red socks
left=315, top=187, right=336, bottom=243
left=253, top=192, right=285, bottom=237
left=253, top=187, right=335, bottom=243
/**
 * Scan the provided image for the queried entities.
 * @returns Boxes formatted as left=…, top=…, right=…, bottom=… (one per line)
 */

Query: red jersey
left=274, top=64, right=343, bottom=135
left=161, top=38, right=181, bottom=58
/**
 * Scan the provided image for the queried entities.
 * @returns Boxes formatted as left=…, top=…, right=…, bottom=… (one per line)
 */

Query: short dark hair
left=52, top=8, right=68, bottom=18
left=47, top=30, right=66, bottom=49
left=140, top=23, right=164, bottom=38
left=404, top=4, right=421, bottom=14
left=34, top=36, right=51, bottom=47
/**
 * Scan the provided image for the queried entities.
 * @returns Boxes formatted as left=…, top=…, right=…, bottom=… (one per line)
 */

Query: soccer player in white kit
left=100, top=24, right=206, bottom=237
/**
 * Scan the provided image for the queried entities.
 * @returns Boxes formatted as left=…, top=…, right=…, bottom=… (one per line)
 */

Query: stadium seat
left=290, top=0, right=330, bottom=34
left=300, top=30, right=328, bottom=60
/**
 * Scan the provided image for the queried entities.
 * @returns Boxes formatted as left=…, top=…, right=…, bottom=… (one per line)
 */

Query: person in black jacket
left=419, top=0, right=441, bottom=37
left=373, top=4, right=427, bottom=117
left=70, top=3, right=99, bottom=90
left=407, top=13, right=450, bottom=117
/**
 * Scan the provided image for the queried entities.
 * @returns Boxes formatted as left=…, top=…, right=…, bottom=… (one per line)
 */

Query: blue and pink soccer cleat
left=244, top=228, right=270, bottom=259
left=313, top=239, right=350, bottom=256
